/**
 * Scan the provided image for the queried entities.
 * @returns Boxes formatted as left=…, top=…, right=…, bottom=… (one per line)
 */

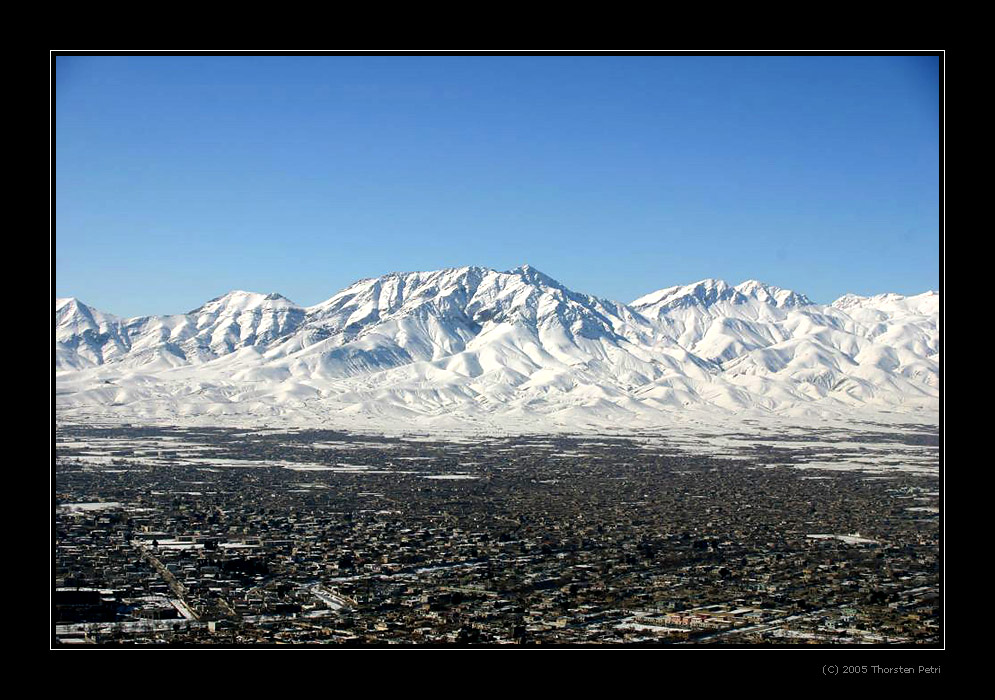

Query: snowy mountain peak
left=630, top=278, right=737, bottom=311
left=507, top=264, right=563, bottom=290
left=55, top=297, right=130, bottom=369
left=831, top=290, right=939, bottom=317
left=56, top=297, right=81, bottom=313
left=191, top=290, right=300, bottom=315
left=734, top=280, right=811, bottom=308
left=832, top=293, right=866, bottom=310
left=56, top=297, right=119, bottom=330
left=632, top=278, right=813, bottom=313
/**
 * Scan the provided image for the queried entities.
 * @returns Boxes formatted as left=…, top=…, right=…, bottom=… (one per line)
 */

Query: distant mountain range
left=55, top=265, right=940, bottom=430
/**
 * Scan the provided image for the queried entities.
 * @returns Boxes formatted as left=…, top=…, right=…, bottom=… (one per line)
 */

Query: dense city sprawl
left=54, top=424, right=940, bottom=646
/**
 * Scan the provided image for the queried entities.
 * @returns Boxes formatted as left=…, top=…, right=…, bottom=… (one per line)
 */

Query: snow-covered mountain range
left=55, top=265, right=940, bottom=431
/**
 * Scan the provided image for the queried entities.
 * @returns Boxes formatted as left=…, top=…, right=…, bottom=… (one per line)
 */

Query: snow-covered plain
left=56, top=265, right=939, bottom=435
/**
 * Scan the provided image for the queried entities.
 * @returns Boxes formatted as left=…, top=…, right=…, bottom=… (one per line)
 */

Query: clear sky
left=55, top=53, right=941, bottom=317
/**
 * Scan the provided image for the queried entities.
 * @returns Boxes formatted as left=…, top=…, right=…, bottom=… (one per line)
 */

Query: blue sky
left=55, top=54, right=941, bottom=317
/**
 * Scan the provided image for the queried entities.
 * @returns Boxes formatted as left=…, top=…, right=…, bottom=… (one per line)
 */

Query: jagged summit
left=832, top=290, right=940, bottom=317
left=56, top=297, right=120, bottom=329
left=56, top=297, right=82, bottom=311
left=55, top=297, right=130, bottom=369
left=734, top=280, right=811, bottom=308
left=507, top=263, right=563, bottom=289
left=631, top=278, right=811, bottom=312
left=631, top=279, right=731, bottom=309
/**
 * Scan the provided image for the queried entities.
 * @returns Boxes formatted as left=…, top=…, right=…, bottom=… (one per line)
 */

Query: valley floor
left=53, top=420, right=941, bottom=646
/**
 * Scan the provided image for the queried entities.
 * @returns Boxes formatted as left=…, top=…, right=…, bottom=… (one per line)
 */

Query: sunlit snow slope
left=55, top=266, right=940, bottom=431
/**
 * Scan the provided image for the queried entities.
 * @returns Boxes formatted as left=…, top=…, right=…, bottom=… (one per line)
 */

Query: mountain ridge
left=55, top=265, right=940, bottom=430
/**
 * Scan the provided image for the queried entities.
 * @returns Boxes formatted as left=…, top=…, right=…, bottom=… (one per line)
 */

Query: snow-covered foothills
left=55, top=265, right=940, bottom=434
